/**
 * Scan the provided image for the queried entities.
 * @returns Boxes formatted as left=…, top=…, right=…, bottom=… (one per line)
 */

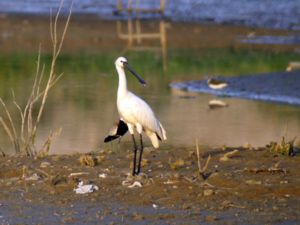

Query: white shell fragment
left=25, top=173, right=42, bottom=181
left=152, top=204, right=158, bottom=209
left=126, top=181, right=143, bottom=188
left=69, top=172, right=90, bottom=177
left=74, top=181, right=99, bottom=194
left=99, top=173, right=107, bottom=178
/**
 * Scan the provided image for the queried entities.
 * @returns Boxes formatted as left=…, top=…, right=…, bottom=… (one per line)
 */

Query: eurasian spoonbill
left=105, top=57, right=167, bottom=176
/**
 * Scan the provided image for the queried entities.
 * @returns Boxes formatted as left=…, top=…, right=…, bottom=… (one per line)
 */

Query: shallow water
left=1, top=57, right=300, bottom=154
left=0, top=16, right=300, bottom=154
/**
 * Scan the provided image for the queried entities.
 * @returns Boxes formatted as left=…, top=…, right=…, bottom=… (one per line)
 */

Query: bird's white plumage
left=115, top=57, right=166, bottom=148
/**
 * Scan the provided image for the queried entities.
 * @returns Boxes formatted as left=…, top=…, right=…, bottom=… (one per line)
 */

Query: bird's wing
left=104, top=119, right=128, bottom=142
left=118, top=92, right=160, bottom=133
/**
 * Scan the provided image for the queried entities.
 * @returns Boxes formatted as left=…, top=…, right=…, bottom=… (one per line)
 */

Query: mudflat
left=0, top=144, right=299, bottom=224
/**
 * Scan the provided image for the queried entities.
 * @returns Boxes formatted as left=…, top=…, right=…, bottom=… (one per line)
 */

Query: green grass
left=0, top=48, right=298, bottom=96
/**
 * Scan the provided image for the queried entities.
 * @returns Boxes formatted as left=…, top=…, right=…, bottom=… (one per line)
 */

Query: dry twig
left=196, top=139, right=211, bottom=180
left=0, top=1, right=72, bottom=156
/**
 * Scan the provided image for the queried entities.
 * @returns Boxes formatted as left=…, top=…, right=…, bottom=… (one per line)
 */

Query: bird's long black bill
left=124, top=63, right=146, bottom=85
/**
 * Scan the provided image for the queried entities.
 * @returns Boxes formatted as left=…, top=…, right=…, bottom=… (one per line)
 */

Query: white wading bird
left=104, top=57, right=167, bottom=176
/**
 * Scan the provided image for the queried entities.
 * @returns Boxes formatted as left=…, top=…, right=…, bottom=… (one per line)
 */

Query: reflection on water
left=116, top=0, right=167, bottom=70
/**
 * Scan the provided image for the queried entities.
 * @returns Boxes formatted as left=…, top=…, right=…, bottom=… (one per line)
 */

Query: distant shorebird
left=207, top=78, right=228, bottom=89
left=104, top=57, right=167, bottom=176
left=286, top=61, right=300, bottom=72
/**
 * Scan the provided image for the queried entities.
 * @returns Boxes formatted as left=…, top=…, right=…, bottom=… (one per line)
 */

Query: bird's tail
left=159, top=122, right=167, bottom=140
left=145, top=122, right=167, bottom=149
left=147, top=131, right=160, bottom=149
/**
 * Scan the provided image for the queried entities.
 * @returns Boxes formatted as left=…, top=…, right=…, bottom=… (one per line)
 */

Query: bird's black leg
left=137, top=134, right=144, bottom=175
left=131, top=134, right=138, bottom=176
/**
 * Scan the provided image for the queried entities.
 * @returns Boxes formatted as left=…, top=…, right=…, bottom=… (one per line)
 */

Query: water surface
left=0, top=17, right=299, bottom=154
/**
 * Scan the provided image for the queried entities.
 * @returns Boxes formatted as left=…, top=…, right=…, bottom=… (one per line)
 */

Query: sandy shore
left=0, top=145, right=299, bottom=224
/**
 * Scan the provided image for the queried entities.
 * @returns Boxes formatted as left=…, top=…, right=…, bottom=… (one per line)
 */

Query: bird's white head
left=115, top=56, right=128, bottom=69
left=114, top=56, right=146, bottom=85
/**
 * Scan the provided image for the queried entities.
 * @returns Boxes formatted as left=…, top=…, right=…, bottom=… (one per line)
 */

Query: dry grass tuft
left=79, top=154, right=98, bottom=167
left=267, top=136, right=296, bottom=156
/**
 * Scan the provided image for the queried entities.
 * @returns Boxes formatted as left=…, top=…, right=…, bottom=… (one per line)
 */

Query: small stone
left=132, top=212, right=144, bottom=220
left=245, top=179, right=262, bottom=185
left=243, top=143, right=253, bottom=149
left=169, top=159, right=185, bottom=170
left=25, top=173, right=42, bottom=181
left=205, top=215, right=217, bottom=222
left=99, top=173, right=107, bottom=178
left=152, top=204, right=158, bottom=209
left=280, top=180, right=288, bottom=184
left=40, top=161, right=51, bottom=168
left=51, top=175, right=67, bottom=186
left=182, top=204, right=191, bottom=210
left=203, top=189, right=214, bottom=197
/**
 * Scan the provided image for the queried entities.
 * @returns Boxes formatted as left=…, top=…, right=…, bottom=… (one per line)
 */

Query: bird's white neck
left=117, top=66, right=128, bottom=99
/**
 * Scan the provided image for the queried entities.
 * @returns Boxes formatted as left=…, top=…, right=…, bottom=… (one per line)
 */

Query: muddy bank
left=0, top=14, right=297, bottom=55
left=170, top=71, right=300, bottom=107
left=0, top=0, right=300, bottom=30
left=0, top=145, right=299, bottom=224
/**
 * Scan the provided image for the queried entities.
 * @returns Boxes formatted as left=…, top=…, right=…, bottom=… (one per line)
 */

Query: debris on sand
left=205, top=215, right=218, bottom=222
left=245, top=179, right=262, bottom=185
left=203, top=189, right=214, bottom=197
left=25, top=173, right=42, bottom=181
left=74, top=181, right=99, bottom=194
left=244, top=162, right=289, bottom=174
left=51, top=175, right=68, bottom=186
left=40, top=161, right=51, bottom=168
left=69, top=172, right=90, bottom=177
left=122, top=173, right=152, bottom=188
left=99, top=173, right=107, bottom=179
left=169, top=159, right=185, bottom=170
left=220, top=200, right=246, bottom=209
left=163, top=179, right=178, bottom=185
left=128, top=181, right=143, bottom=188
left=219, top=149, right=239, bottom=162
